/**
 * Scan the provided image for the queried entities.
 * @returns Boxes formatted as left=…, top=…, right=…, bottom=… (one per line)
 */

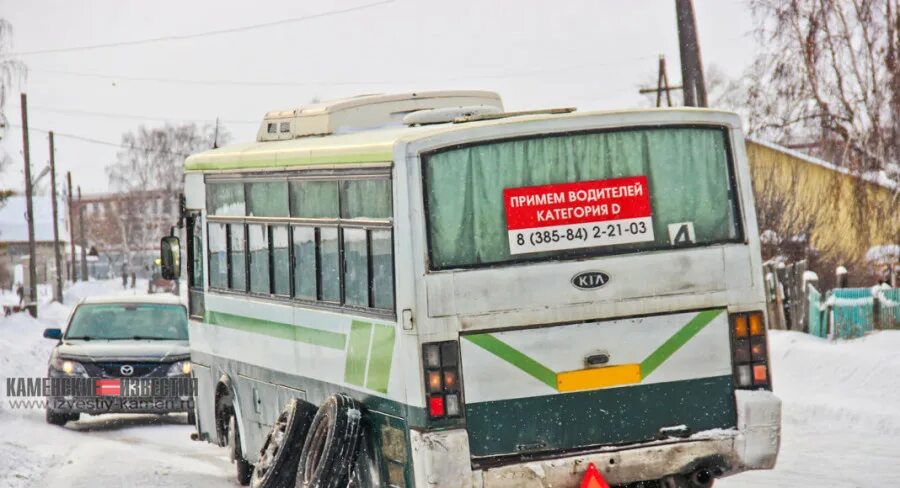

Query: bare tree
left=745, top=0, right=899, bottom=181
left=0, top=19, right=26, bottom=207
left=104, top=122, right=229, bottom=263
left=107, top=122, right=229, bottom=194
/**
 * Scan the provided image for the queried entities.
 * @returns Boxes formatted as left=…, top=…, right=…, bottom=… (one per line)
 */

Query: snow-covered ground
left=2, top=280, right=899, bottom=487
left=0, top=280, right=234, bottom=488
left=720, top=330, right=900, bottom=487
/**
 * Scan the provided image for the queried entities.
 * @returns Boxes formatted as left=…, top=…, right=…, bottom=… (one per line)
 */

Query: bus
left=160, top=91, right=781, bottom=487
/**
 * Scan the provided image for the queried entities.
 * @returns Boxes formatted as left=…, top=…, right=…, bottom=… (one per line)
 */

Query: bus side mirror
left=160, top=236, right=181, bottom=280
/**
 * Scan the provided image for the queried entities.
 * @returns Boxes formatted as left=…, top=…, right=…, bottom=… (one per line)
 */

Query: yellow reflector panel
left=556, top=364, right=641, bottom=392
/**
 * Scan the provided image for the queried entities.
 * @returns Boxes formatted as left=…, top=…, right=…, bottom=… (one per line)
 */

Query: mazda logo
left=120, top=365, right=134, bottom=376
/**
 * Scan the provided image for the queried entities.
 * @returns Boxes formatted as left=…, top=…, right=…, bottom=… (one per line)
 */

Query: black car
left=42, top=295, right=195, bottom=425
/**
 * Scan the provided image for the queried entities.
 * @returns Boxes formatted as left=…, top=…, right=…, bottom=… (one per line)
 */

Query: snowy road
left=0, top=281, right=236, bottom=488
left=3, top=280, right=900, bottom=487
left=2, top=412, right=234, bottom=488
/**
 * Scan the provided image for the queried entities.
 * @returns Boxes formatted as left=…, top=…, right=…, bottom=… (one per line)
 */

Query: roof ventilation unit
left=257, top=90, right=503, bottom=141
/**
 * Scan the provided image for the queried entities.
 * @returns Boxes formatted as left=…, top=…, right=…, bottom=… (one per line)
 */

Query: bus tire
left=228, top=414, right=254, bottom=485
left=250, top=399, right=317, bottom=488
left=294, top=393, right=362, bottom=488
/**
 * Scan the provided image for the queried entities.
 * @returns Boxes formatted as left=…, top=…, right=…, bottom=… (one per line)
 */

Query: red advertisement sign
left=503, top=176, right=655, bottom=255
left=504, top=176, right=651, bottom=230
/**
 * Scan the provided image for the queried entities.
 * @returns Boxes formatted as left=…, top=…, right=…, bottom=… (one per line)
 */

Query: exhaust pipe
left=690, top=468, right=715, bottom=488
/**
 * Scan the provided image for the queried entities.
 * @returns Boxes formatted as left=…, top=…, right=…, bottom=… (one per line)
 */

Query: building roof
left=747, top=138, right=898, bottom=191
left=0, top=195, right=70, bottom=243
left=185, top=107, right=736, bottom=172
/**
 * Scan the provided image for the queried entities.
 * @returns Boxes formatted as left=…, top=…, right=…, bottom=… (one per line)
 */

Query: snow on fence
left=806, top=286, right=900, bottom=339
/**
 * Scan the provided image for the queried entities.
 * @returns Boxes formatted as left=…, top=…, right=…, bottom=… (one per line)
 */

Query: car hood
left=55, top=340, right=190, bottom=362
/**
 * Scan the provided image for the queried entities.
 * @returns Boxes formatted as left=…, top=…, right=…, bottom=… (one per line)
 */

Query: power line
left=6, top=123, right=194, bottom=157
left=27, top=55, right=657, bottom=88
left=11, top=104, right=258, bottom=125
left=6, top=0, right=395, bottom=56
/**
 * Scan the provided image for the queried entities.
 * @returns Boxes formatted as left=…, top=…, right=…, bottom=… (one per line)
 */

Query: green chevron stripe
left=464, top=334, right=557, bottom=389
left=466, top=309, right=726, bottom=390
left=639, top=309, right=724, bottom=378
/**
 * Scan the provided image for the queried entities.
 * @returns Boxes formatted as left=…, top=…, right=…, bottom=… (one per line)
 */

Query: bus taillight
left=730, top=311, right=771, bottom=390
left=422, top=341, right=463, bottom=419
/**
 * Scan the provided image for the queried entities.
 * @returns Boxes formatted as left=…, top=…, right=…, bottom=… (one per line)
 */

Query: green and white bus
left=164, top=91, right=781, bottom=487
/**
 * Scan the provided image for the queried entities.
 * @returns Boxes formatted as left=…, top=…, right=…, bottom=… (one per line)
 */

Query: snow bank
left=0, top=279, right=148, bottom=418
left=768, top=330, right=900, bottom=435
left=721, top=330, right=900, bottom=487
left=0, top=313, right=59, bottom=391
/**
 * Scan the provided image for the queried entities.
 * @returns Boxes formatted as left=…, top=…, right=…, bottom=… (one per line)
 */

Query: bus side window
left=207, top=223, right=228, bottom=289
left=271, top=225, right=290, bottom=296
left=343, top=228, right=369, bottom=307
left=292, top=226, right=317, bottom=300
left=187, top=214, right=205, bottom=318
left=319, top=227, right=341, bottom=302
left=248, top=224, right=270, bottom=294
left=371, top=229, right=394, bottom=310
left=229, top=223, right=248, bottom=291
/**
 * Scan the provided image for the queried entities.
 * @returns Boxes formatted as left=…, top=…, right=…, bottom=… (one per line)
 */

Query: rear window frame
left=420, top=123, right=746, bottom=272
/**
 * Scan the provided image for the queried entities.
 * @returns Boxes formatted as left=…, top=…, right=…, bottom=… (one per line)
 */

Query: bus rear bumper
left=410, top=390, right=781, bottom=487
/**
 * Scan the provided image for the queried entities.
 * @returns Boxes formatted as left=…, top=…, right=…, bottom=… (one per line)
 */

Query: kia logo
left=120, top=365, right=134, bottom=376
left=571, top=271, right=610, bottom=290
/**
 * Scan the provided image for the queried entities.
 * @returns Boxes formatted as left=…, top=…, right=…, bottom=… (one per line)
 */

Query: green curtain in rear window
left=424, top=127, right=737, bottom=269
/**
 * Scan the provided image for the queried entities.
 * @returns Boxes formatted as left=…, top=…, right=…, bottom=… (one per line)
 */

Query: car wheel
left=250, top=399, right=317, bottom=488
left=294, top=393, right=362, bottom=488
left=46, top=409, right=77, bottom=426
left=228, top=414, right=253, bottom=486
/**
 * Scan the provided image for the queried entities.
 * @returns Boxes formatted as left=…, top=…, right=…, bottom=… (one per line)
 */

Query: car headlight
left=50, top=357, right=88, bottom=377
left=167, top=360, right=192, bottom=376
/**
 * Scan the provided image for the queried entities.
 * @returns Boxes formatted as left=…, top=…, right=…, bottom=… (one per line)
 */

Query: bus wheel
left=250, top=399, right=316, bottom=488
left=228, top=414, right=253, bottom=486
left=294, top=393, right=362, bottom=488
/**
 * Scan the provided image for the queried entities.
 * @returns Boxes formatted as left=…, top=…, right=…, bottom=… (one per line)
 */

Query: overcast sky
left=0, top=0, right=758, bottom=194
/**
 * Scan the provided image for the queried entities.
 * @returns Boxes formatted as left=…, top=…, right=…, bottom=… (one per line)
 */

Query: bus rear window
left=423, top=127, right=742, bottom=270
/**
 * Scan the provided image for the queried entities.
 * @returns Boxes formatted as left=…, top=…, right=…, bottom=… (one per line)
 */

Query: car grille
left=84, top=362, right=169, bottom=378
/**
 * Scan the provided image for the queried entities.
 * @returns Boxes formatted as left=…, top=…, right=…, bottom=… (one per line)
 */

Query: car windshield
left=66, top=303, right=188, bottom=341
left=423, top=126, right=743, bottom=270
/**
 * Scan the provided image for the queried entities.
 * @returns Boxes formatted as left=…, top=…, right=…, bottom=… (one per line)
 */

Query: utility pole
left=49, top=132, right=64, bottom=303
left=20, top=93, right=38, bottom=317
left=212, top=117, right=220, bottom=149
left=67, top=172, right=77, bottom=282
left=78, top=186, right=88, bottom=281
left=675, top=0, right=708, bottom=107
left=639, top=55, right=682, bottom=107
